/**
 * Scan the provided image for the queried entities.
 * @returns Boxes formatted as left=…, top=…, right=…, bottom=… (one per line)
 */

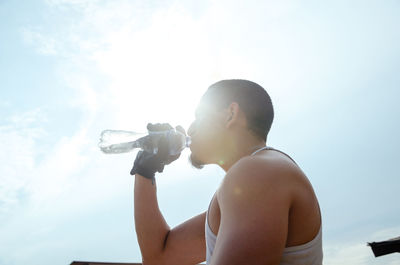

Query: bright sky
left=1, top=0, right=399, bottom=264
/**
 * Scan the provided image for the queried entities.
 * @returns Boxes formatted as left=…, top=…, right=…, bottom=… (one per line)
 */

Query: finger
left=160, top=123, right=173, bottom=130
left=147, top=123, right=167, bottom=131
left=147, top=123, right=154, bottom=131
left=157, top=164, right=165, bottom=173
left=135, top=150, right=144, bottom=162
left=175, top=125, right=186, bottom=135
left=157, top=136, right=170, bottom=159
left=147, top=123, right=173, bottom=132
left=166, top=153, right=181, bottom=165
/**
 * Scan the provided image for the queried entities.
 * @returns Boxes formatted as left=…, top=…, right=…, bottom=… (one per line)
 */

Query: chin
left=189, top=153, right=205, bottom=169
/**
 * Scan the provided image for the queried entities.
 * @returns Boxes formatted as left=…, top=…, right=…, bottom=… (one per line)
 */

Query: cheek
left=193, top=122, right=223, bottom=154
left=195, top=121, right=215, bottom=141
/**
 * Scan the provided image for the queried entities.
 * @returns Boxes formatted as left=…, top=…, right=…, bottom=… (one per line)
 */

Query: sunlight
left=91, top=7, right=218, bottom=133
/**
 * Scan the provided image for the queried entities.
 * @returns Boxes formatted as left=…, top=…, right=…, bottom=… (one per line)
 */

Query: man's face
left=187, top=101, right=228, bottom=169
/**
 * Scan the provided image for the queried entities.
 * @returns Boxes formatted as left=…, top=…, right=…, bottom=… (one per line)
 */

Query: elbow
left=141, top=252, right=165, bottom=265
left=162, top=230, right=170, bottom=250
left=140, top=230, right=171, bottom=265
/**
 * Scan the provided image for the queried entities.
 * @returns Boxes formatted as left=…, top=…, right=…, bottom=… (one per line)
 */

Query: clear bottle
left=98, top=128, right=191, bottom=155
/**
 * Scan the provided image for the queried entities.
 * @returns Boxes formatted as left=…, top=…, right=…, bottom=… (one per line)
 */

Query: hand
left=130, top=123, right=185, bottom=180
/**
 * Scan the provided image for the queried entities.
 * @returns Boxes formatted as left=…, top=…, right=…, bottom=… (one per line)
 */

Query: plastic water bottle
left=98, top=128, right=191, bottom=155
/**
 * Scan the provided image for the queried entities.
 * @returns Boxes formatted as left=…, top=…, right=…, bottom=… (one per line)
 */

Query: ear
left=225, top=102, right=241, bottom=128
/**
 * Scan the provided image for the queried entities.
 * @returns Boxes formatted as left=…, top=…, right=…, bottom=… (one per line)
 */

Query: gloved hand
left=130, top=123, right=185, bottom=181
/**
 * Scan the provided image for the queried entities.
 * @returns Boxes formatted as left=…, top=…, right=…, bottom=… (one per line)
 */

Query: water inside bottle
left=98, top=130, right=146, bottom=154
left=98, top=129, right=191, bottom=155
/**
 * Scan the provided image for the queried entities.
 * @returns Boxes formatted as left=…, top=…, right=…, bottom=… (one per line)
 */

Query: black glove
left=130, top=123, right=183, bottom=181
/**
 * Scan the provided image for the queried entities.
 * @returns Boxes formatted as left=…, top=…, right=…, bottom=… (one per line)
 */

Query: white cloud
left=7, top=108, right=48, bottom=128
left=21, top=29, right=58, bottom=55
left=26, top=130, right=89, bottom=205
left=324, top=241, right=370, bottom=265
left=0, top=101, right=11, bottom=108
left=0, top=108, right=46, bottom=213
left=0, top=106, right=95, bottom=216
left=0, top=106, right=87, bottom=214
left=371, top=226, right=400, bottom=242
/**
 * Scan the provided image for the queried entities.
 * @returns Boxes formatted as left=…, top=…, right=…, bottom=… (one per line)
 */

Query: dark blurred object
left=368, top=236, right=400, bottom=257
left=70, top=261, right=205, bottom=265
left=71, top=262, right=140, bottom=265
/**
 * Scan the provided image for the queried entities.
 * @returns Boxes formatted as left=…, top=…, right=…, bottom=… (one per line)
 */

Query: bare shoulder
left=219, top=150, right=304, bottom=194
left=217, top=154, right=296, bottom=212
left=216, top=149, right=317, bottom=218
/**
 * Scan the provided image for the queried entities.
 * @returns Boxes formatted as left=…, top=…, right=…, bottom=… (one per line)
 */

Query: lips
left=188, top=137, right=199, bottom=154
left=189, top=139, right=195, bottom=152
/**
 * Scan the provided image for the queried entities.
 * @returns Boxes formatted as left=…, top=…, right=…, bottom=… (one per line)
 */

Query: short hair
left=201, top=79, right=274, bottom=141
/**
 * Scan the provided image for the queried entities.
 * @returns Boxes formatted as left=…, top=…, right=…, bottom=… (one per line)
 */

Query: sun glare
left=92, top=16, right=217, bottom=133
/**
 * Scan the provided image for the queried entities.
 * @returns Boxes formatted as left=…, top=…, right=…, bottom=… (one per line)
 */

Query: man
left=131, top=80, right=323, bottom=265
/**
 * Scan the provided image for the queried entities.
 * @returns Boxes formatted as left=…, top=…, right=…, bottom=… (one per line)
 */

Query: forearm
left=134, top=174, right=170, bottom=261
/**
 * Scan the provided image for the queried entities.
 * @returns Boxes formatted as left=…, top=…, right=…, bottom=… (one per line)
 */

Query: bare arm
left=134, top=174, right=170, bottom=263
left=134, top=174, right=206, bottom=265
left=209, top=158, right=291, bottom=265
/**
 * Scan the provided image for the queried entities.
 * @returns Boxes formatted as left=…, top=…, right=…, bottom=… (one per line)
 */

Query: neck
left=218, top=133, right=266, bottom=172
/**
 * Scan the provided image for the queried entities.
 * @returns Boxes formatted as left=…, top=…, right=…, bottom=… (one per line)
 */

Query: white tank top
left=205, top=146, right=323, bottom=265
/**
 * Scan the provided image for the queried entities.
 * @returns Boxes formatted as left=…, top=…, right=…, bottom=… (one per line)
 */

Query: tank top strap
left=251, top=146, right=298, bottom=166
left=206, top=193, right=216, bottom=223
